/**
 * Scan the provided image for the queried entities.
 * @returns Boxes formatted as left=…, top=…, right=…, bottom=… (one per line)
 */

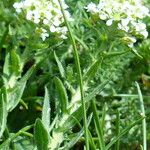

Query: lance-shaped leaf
left=54, top=77, right=68, bottom=114
left=54, top=51, right=65, bottom=78
left=42, top=87, right=50, bottom=132
left=83, top=58, right=103, bottom=83
left=7, top=66, right=35, bottom=111
left=0, top=88, right=7, bottom=138
left=34, top=119, right=49, bottom=150
left=3, top=50, right=22, bottom=77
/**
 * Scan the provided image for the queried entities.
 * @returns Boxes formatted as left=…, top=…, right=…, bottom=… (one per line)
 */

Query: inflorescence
left=86, top=0, right=150, bottom=47
left=13, top=0, right=72, bottom=41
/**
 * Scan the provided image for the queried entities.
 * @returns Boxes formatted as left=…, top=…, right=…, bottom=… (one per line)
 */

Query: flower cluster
left=86, top=0, right=150, bottom=47
left=13, top=0, right=72, bottom=40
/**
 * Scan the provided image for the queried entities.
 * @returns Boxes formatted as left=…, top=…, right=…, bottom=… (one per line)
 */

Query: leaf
left=58, top=105, right=83, bottom=132
left=83, top=58, right=103, bottom=83
left=34, top=119, right=49, bottom=150
left=0, top=88, right=7, bottom=138
left=63, top=114, right=92, bottom=149
left=54, top=51, right=65, bottom=78
left=88, top=130, right=97, bottom=150
left=131, top=48, right=143, bottom=59
left=136, top=82, right=147, bottom=150
left=91, top=99, right=105, bottom=150
left=42, top=87, right=50, bottom=132
left=54, top=77, right=68, bottom=114
left=3, top=50, right=21, bottom=77
left=7, top=66, right=34, bottom=111
left=85, top=78, right=111, bottom=102
left=74, top=35, right=89, bottom=50
left=3, top=50, right=22, bottom=89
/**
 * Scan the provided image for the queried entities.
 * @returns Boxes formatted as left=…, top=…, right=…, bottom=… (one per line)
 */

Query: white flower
left=13, top=2, right=23, bottom=13
left=122, top=36, right=137, bottom=47
left=140, top=30, right=148, bottom=39
left=85, top=2, right=99, bottom=14
left=106, top=19, right=113, bottom=26
left=41, top=28, right=49, bottom=41
left=13, top=0, right=71, bottom=40
left=50, top=25, right=57, bottom=33
left=86, top=0, right=149, bottom=47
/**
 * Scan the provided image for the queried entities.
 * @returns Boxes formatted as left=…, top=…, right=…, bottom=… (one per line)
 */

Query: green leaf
left=63, top=114, right=92, bottom=149
left=34, top=119, right=49, bottom=150
left=3, top=50, right=22, bottom=89
left=54, top=51, right=65, bottom=78
left=88, top=130, right=97, bottom=150
left=83, top=58, right=102, bottom=83
left=3, top=50, right=21, bottom=77
left=136, top=82, right=147, bottom=150
left=0, top=88, right=7, bottom=138
left=7, top=66, right=34, bottom=111
left=91, top=99, right=105, bottom=150
left=58, top=105, right=83, bottom=132
left=54, top=77, right=68, bottom=114
left=8, top=24, right=16, bottom=36
left=85, top=78, right=111, bottom=102
left=42, top=87, right=50, bottom=132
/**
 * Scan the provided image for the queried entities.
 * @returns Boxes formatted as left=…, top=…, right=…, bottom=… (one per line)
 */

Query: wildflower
left=13, top=0, right=72, bottom=41
left=86, top=0, right=150, bottom=47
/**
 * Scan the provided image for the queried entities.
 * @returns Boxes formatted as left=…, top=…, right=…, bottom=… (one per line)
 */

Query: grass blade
left=91, top=99, right=105, bottom=150
left=58, top=0, right=89, bottom=149
left=88, top=130, right=97, bottom=150
left=136, top=82, right=147, bottom=150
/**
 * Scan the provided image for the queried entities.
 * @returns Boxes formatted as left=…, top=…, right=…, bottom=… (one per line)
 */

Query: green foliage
left=0, top=0, right=150, bottom=150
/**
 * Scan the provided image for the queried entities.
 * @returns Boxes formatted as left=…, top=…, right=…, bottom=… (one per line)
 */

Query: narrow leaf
left=88, top=130, right=97, bottom=150
left=85, top=78, right=111, bottom=102
left=34, top=119, right=49, bottom=150
left=54, top=77, right=68, bottom=113
left=91, top=99, right=105, bottom=150
left=136, top=82, right=147, bottom=150
left=3, top=50, right=21, bottom=77
left=42, top=87, right=50, bottom=132
left=7, top=66, right=34, bottom=111
left=83, top=58, right=102, bottom=83
left=0, top=89, right=7, bottom=138
left=54, top=51, right=65, bottom=78
left=63, top=114, right=92, bottom=149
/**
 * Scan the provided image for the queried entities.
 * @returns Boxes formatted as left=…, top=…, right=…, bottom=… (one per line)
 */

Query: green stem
left=136, top=82, right=147, bottom=150
left=58, top=1, right=89, bottom=149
